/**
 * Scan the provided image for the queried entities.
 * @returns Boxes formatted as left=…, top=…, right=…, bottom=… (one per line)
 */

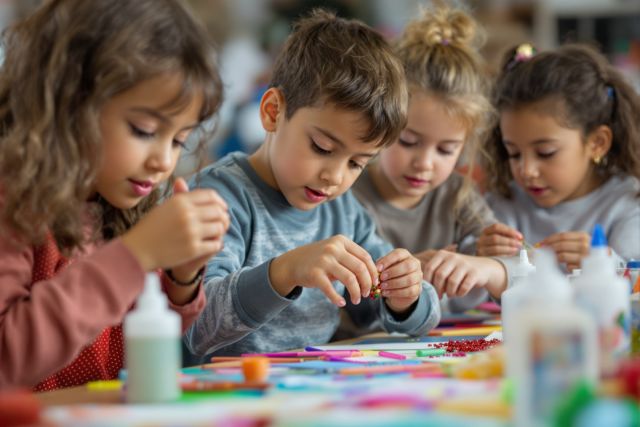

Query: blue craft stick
left=304, top=346, right=324, bottom=351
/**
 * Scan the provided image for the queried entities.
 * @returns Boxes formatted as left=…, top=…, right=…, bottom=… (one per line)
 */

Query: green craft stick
left=416, top=348, right=446, bottom=357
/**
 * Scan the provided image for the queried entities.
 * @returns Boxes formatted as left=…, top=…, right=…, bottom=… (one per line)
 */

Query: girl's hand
left=376, top=248, right=423, bottom=314
left=422, top=251, right=507, bottom=299
left=538, top=231, right=590, bottom=272
left=121, top=178, right=230, bottom=274
left=269, top=235, right=379, bottom=307
left=414, top=244, right=457, bottom=279
left=477, top=223, right=523, bottom=257
left=166, top=179, right=229, bottom=284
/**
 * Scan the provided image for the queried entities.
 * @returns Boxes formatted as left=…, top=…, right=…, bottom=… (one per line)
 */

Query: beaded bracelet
left=164, top=268, right=204, bottom=287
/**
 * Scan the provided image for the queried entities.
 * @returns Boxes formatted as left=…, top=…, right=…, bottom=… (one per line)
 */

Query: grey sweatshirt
left=486, top=175, right=640, bottom=283
left=352, top=169, right=497, bottom=312
left=184, top=152, right=441, bottom=358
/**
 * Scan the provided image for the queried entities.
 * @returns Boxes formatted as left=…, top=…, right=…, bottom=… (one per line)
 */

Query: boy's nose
left=320, top=165, right=344, bottom=186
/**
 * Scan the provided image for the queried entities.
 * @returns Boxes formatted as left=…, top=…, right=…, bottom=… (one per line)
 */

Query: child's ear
left=259, top=87, right=285, bottom=132
left=587, top=125, right=613, bottom=162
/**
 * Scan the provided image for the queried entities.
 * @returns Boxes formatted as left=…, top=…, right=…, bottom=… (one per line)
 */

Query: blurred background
left=2, top=0, right=639, bottom=174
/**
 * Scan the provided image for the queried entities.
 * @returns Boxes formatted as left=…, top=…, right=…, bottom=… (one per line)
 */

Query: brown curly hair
left=484, top=43, right=640, bottom=198
left=0, top=0, right=223, bottom=253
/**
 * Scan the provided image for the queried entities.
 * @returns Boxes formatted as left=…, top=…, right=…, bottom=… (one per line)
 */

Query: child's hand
left=377, top=248, right=423, bottom=314
left=414, top=244, right=457, bottom=278
left=122, top=178, right=230, bottom=276
left=422, top=251, right=507, bottom=299
left=538, top=231, right=590, bottom=272
left=166, top=179, right=230, bottom=284
left=477, top=223, right=523, bottom=257
left=269, top=235, right=378, bottom=307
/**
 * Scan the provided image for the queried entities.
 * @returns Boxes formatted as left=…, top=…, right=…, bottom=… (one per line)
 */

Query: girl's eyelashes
left=129, top=123, right=154, bottom=139
left=537, top=151, right=556, bottom=159
left=437, top=147, right=455, bottom=156
left=129, top=122, right=189, bottom=149
left=400, top=138, right=458, bottom=156
left=506, top=151, right=556, bottom=160
left=173, top=139, right=187, bottom=149
left=173, top=130, right=192, bottom=150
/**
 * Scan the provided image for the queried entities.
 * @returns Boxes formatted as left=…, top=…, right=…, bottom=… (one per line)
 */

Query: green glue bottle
left=124, top=273, right=181, bottom=403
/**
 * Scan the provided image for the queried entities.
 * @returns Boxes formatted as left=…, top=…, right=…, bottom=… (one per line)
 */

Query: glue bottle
left=626, top=259, right=640, bottom=293
left=500, top=248, right=536, bottom=344
left=573, top=224, right=630, bottom=377
left=124, top=273, right=181, bottom=403
left=507, top=248, right=597, bottom=427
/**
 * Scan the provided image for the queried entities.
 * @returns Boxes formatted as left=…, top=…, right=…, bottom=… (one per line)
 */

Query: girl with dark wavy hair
left=0, top=0, right=228, bottom=390
left=479, top=44, right=640, bottom=272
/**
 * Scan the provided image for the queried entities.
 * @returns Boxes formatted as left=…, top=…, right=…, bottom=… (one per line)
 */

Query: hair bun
left=403, top=5, right=479, bottom=49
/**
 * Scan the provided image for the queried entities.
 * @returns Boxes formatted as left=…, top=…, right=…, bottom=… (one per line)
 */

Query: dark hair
left=484, top=43, right=640, bottom=197
left=269, top=9, right=408, bottom=147
left=0, top=0, right=223, bottom=252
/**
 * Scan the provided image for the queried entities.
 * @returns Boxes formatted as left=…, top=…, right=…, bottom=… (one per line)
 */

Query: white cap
left=124, top=273, right=180, bottom=338
left=525, top=248, right=571, bottom=303
left=513, top=249, right=535, bottom=277
left=136, top=273, right=167, bottom=312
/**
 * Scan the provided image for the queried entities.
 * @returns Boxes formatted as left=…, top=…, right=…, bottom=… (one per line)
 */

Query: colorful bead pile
left=433, top=338, right=501, bottom=354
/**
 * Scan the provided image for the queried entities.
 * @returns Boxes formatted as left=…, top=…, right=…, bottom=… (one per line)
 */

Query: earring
left=593, top=156, right=601, bottom=165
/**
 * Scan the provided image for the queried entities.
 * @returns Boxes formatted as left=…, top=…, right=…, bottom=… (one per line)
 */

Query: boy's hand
left=477, top=223, right=523, bottom=257
left=376, top=249, right=423, bottom=313
left=422, top=251, right=508, bottom=299
left=122, top=178, right=230, bottom=275
left=538, top=231, right=590, bottom=272
left=269, top=235, right=378, bottom=307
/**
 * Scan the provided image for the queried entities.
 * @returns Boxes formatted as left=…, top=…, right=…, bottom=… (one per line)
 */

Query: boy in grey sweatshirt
left=185, top=10, right=441, bottom=359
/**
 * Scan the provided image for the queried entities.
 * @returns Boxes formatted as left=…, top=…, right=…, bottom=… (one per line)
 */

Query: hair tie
left=606, top=85, right=615, bottom=100
left=507, top=43, right=536, bottom=70
left=441, top=38, right=450, bottom=46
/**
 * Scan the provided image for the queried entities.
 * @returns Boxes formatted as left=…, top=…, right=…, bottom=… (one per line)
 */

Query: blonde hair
left=0, top=0, right=223, bottom=253
left=395, top=2, right=493, bottom=221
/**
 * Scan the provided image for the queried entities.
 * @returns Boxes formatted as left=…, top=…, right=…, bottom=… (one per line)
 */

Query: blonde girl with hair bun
left=352, top=3, right=509, bottom=312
